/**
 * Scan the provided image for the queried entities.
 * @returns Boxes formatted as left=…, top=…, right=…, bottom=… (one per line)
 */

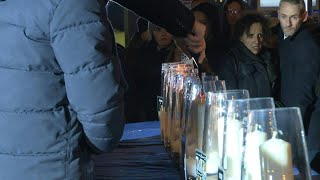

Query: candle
left=195, top=95, right=206, bottom=150
left=244, top=129, right=267, bottom=180
left=202, top=114, right=223, bottom=177
left=225, top=118, right=243, bottom=180
left=186, top=158, right=197, bottom=178
left=217, top=117, right=224, bottom=160
left=207, top=151, right=220, bottom=174
left=163, top=111, right=170, bottom=147
left=170, top=133, right=180, bottom=156
left=259, top=133, right=293, bottom=180
left=159, top=108, right=166, bottom=141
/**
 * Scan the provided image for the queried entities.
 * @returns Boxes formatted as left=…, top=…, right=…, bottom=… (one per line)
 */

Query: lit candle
left=225, top=118, right=243, bottom=180
left=244, top=129, right=267, bottom=180
left=259, top=132, right=293, bottom=180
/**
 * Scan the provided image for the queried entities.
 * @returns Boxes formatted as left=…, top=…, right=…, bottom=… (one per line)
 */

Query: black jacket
left=219, top=42, right=277, bottom=98
left=278, top=22, right=320, bottom=155
left=279, top=23, right=320, bottom=123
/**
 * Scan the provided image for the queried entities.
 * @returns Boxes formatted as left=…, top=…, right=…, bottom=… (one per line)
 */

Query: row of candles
left=158, top=61, right=312, bottom=180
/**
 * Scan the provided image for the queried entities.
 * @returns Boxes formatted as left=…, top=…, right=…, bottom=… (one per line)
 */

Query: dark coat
left=0, top=0, right=195, bottom=179
left=219, top=42, right=277, bottom=98
left=127, top=40, right=175, bottom=122
left=278, top=22, right=320, bottom=157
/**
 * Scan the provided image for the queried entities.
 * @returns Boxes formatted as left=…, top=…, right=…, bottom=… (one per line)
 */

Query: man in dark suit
left=278, top=0, right=320, bottom=172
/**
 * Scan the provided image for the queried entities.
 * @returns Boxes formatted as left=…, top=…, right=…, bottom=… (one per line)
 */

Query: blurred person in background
left=222, top=0, right=246, bottom=49
left=130, top=24, right=176, bottom=122
left=124, top=17, right=151, bottom=122
left=127, top=17, right=151, bottom=49
left=191, top=2, right=227, bottom=75
left=191, top=0, right=208, bottom=8
left=219, top=13, right=279, bottom=99
left=0, top=0, right=206, bottom=179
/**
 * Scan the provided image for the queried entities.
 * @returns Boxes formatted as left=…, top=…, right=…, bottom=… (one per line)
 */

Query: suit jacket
left=278, top=22, right=320, bottom=158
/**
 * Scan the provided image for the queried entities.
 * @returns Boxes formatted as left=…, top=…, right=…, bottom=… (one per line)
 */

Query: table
left=93, top=121, right=181, bottom=180
left=94, top=121, right=320, bottom=180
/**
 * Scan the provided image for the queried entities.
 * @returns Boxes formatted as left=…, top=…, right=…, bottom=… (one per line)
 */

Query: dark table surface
left=93, top=121, right=181, bottom=180
left=93, top=121, right=320, bottom=180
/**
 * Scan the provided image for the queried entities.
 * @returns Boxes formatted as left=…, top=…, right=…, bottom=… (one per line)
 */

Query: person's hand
left=184, top=20, right=206, bottom=63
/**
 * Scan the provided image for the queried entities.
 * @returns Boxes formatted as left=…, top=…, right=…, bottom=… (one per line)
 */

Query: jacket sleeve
left=112, top=0, right=195, bottom=37
left=50, top=0, right=125, bottom=153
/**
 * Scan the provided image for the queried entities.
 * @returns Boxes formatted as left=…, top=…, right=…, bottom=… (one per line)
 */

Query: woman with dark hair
left=191, top=2, right=227, bottom=74
left=219, top=13, right=279, bottom=98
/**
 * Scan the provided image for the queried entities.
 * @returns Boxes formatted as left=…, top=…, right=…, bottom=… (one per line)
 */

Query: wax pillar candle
left=207, top=151, right=220, bottom=174
left=225, top=118, right=243, bottom=180
left=216, top=117, right=224, bottom=160
left=186, top=158, right=197, bottom=178
left=244, top=130, right=267, bottom=180
left=203, top=114, right=224, bottom=176
left=163, top=111, right=170, bottom=147
left=195, top=95, right=206, bottom=150
left=159, top=108, right=166, bottom=141
left=259, top=135, right=293, bottom=180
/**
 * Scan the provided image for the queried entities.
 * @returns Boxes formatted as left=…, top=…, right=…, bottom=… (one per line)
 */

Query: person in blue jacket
left=0, top=0, right=206, bottom=179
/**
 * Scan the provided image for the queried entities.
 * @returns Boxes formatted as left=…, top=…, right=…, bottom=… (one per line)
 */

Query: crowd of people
left=119, top=0, right=320, bottom=173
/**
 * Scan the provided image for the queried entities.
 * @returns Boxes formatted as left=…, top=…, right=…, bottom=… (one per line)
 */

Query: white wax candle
left=259, top=138, right=293, bottom=180
left=159, top=109, right=166, bottom=141
left=163, top=111, right=170, bottom=146
left=217, top=117, right=225, bottom=160
left=207, top=152, right=220, bottom=174
left=170, top=130, right=181, bottom=155
left=207, top=175, right=218, bottom=180
left=244, top=130, right=267, bottom=180
left=186, top=158, right=197, bottom=178
left=225, top=119, right=243, bottom=180
left=196, top=101, right=205, bottom=150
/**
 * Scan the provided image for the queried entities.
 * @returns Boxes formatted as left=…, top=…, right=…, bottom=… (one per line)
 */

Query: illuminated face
left=240, top=23, right=264, bottom=55
left=278, top=2, right=307, bottom=37
left=226, top=1, right=242, bottom=25
left=193, top=11, right=209, bottom=39
left=152, top=27, right=173, bottom=49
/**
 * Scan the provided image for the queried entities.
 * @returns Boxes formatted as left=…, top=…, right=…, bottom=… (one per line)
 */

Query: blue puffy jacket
left=0, top=0, right=125, bottom=179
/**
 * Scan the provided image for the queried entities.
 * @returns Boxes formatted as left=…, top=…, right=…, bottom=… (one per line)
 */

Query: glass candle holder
left=226, top=97, right=275, bottom=180
left=184, top=79, right=202, bottom=180
left=245, top=108, right=311, bottom=180
left=202, top=89, right=249, bottom=178
left=259, top=108, right=311, bottom=180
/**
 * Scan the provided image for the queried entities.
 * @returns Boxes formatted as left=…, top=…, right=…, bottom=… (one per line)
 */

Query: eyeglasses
left=226, top=9, right=241, bottom=15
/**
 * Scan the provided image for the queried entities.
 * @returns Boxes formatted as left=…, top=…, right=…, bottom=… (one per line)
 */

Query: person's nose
left=253, top=36, right=262, bottom=46
left=159, top=29, right=167, bottom=35
left=286, top=18, right=292, bottom=27
left=253, top=36, right=259, bottom=44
